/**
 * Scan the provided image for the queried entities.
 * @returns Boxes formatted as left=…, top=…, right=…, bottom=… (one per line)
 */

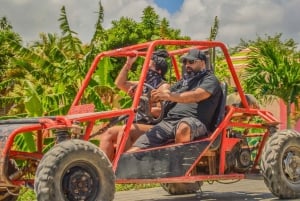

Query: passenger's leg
left=99, top=125, right=123, bottom=161
left=116, top=124, right=153, bottom=151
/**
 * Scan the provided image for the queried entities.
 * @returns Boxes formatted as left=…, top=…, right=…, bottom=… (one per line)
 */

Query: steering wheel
left=136, top=82, right=165, bottom=124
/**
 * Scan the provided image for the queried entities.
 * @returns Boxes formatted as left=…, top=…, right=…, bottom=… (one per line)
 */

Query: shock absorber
left=54, top=128, right=69, bottom=143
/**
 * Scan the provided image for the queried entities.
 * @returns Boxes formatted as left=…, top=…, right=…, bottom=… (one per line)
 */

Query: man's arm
left=150, top=83, right=170, bottom=116
left=114, top=56, right=138, bottom=93
left=152, top=87, right=211, bottom=103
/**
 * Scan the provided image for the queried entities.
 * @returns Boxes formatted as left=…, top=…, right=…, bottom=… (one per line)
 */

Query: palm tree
left=242, top=34, right=300, bottom=128
left=208, top=16, right=219, bottom=71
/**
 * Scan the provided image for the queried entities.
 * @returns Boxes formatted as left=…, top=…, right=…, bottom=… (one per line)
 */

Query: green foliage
left=103, top=6, right=189, bottom=79
left=94, top=57, right=115, bottom=86
left=90, top=1, right=105, bottom=44
left=116, top=183, right=160, bottom=191
left=42, top=137, right=55, bottom=153
left=17, top=188, right=37, bottom=201
left=1, top=4, right=106, bottom=116
left=140, top=6, right=160, bottom=40
left=59, top=6, right=83, bottom=56
left=1, top=2, right=191, bottom=118
left=105, top=17, right=141, bottom=49
left=214, top=56, right=231, bottom=83
left=241, top=34, right=300, bottom=128
left=0, top=16, right=13, bottom=30
left=14, top=132, right=36, bottom=152
left=0, top=30, right=21, bottom=83
left=15, top=183, right=160, bottom=201
left=24, top=80, right=43, bottom=116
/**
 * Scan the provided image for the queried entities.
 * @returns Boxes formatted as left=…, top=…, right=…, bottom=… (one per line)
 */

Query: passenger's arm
left=114, top=56, right=138, bottom=93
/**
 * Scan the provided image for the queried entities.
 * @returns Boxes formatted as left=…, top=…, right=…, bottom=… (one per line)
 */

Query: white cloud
left=1, top=0, right=300, bottom=47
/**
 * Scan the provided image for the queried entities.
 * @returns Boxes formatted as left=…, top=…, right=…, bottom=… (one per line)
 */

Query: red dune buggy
left=0, top=40, right=299, bottom=201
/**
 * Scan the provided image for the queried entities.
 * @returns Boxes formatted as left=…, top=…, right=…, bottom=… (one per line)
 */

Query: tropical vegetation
left=0, top=2, right=189, bottom=120
left=1, top=1, right=300, bottom=201
left=239, top=34, right=300, bottom=128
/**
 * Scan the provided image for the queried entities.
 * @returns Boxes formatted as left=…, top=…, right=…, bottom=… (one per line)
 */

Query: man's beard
left=183, top=68, right=197, bottom=80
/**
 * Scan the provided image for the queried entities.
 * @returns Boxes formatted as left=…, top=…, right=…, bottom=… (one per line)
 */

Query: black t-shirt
left=134, top=71, right=165, bottom=124
left=143, top=70, right=165, bottom=93
left=165, top=71, right=221, bottom=129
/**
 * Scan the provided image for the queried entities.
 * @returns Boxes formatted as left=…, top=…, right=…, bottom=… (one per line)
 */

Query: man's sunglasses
left=183, top=59, right=199, bottom=65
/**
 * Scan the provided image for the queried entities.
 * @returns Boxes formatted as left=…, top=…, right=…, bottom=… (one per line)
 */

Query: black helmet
left=151, top=50, right=169, bottom=78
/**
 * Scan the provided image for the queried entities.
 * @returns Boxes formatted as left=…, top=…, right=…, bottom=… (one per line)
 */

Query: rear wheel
left=34, top=139, right=115, bottom=201
left=160, top=182, right=202, bottom=195
left=261, top=129, right=300, bottom=199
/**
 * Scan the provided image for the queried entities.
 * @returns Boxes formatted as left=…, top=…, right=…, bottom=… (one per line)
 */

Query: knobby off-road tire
left=34, top=139, right=115, bottom=201
left=260, top=129, right=300, bottom=199
left=160, top=182, right=202, bottom=195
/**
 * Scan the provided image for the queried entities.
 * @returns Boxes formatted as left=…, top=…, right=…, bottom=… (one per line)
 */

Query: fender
left=0, top=124, right=26, bottom=196
left=0, top=124, right=38, bottom=188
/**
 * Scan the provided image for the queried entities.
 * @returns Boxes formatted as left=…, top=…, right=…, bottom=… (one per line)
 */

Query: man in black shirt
left=128, top=49, right=222, bottom=151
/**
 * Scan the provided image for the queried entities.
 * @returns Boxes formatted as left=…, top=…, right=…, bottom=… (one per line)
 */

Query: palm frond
left=93, top=57, right=114, bottom=86
left=59, top=6, right=83, bottom=56
left=91, top=1, right=105, bottom=44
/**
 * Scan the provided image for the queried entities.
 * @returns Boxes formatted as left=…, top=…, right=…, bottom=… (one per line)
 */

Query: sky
left=1, top=0, right=300, bottom=48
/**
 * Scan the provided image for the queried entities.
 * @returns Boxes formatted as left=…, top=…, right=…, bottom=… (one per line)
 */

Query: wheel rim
left=61, top=162, right=100, bottom=200
left=283, top=146, right=300, bottom=183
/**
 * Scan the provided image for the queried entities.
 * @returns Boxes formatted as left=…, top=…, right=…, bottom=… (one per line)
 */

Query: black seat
left=209, top=82, right=227, bottom=132
left=208, top=82, right=227, bottom=150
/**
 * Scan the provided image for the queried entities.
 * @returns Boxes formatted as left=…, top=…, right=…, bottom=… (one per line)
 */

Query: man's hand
left=125, top=54, right=138, bottom=70
left=151, top=88, right=171, bottom=102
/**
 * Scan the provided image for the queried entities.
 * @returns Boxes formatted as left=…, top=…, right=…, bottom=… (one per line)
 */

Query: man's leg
left=127, top=146, right=141, bottom=152
left=175, top=122, right=191, bottom=143
left=128, top=120, right=174, bottom=152
left=175, top=117, right=208, bottom=143
left=99, top=125, right=123, bottom=161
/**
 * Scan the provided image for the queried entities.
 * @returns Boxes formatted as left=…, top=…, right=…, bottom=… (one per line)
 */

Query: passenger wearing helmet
left=98, top=51, right=170, bottom=161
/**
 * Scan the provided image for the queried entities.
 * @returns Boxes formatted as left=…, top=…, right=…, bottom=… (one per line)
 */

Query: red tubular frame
left=1, top=40, right=280, bottom=188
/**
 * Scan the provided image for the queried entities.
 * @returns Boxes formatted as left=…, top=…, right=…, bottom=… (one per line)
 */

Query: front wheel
left=260, top=129, right=300, bottom=199
left=34, top=139, right=115, bottom=201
